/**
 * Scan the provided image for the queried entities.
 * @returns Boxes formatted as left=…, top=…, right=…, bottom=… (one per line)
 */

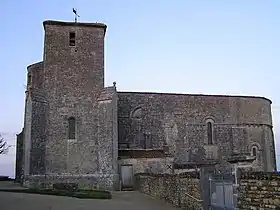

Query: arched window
left=68, top=117, right=76, bottom=139
left=251, top=146, right=258, bottom=157
left=252, top=147, right=257, bottom=156
left=207, top=121, right=214, bottom=145
left=69, top=32, right=76, bottom=46
left=130, top=107, right=142, bottom=120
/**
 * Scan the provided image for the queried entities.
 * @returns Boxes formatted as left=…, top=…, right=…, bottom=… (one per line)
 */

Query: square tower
left=20, top=20, right=119, bottom=190
left=43, top=20, right=106, bottom=92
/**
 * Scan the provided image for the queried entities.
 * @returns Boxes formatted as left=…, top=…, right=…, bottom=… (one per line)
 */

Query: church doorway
left=120, top=164, right=134, bottom=190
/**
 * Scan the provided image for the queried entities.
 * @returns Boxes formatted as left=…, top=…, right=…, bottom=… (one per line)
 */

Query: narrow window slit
left=69, top=32, right=76, bottom=46
left=207, top=122, right=213, bottom=145
left=252, top=147, right=257, bottom=157
left=68, top=117, right=76, bottom=139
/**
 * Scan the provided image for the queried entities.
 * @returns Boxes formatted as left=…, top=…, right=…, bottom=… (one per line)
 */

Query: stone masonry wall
left=15, top=129, right=24, bottom=182
left=23, top=86, right=119, bottom=191
left=30, top=96, right=47, bottom=175
left=118, top=92, right=276, bottom=172
left=22, top=61, right=46, bottom=177
left=238, top=172, right=280, bottom=209
left=42, top=21, right=108, bottom=175
left=23, top=95, right=32, bottom=176
left=27, top=61, right=44, bottom=90
left=20, top=20, right=119, bottom=191
left=119, top=157, right=174, bottom=174
left=23, top=174, right=116, bottom=191
left=95, top=86, right=119, bottom=189
left=135, top=172, right=202, bottom=209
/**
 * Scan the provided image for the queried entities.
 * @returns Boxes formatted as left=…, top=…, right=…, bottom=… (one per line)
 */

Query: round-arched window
left=130, top=107, right=142, bottom=120
left=205, top=118, right=215, bottom=145
left=252, top=147, right=257, bottom=156
left=68, top=117, right=76, bottom=139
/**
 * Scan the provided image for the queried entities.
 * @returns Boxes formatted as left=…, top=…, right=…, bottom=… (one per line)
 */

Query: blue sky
left=0, top=0, right=280, bottom=176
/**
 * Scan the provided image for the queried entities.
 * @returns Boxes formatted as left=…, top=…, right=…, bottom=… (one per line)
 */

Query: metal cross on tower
left=73, top=8, right=80, bottom=22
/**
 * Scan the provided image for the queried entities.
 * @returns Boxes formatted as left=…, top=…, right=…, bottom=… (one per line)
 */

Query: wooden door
left=121, top=165, right=133, bottom=190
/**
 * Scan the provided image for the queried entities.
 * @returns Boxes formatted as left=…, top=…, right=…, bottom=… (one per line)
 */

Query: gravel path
left=0, top=182, right=179, bottom=210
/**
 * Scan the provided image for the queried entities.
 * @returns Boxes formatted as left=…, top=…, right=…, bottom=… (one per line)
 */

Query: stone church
left=15, top=20, right=277, bottom=190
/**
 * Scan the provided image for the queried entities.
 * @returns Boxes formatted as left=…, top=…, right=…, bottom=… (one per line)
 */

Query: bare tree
left=0, top=134, right=10, bottom=154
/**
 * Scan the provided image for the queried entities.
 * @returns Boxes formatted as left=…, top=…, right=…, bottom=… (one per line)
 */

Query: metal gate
left=209, top=173, right=235, bottom=210
left=200, top=167, right=235, bottom=210
left=120, top=165, right=133, bottom=190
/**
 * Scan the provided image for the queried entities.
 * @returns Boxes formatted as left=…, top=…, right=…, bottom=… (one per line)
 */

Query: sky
left=0, top=0, right=280, bottom=177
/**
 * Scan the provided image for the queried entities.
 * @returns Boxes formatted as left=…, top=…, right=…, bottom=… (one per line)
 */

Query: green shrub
left=53, top=183, right=78, bottom=192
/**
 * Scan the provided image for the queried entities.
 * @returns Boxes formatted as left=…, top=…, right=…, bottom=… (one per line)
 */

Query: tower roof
left=43, top=20, right=107, bottom=34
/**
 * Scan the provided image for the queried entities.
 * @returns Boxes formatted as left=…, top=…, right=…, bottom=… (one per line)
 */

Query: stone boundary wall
left=134, top=172, right=202, bottom=209
left=238, top=171, right=280, bottom=209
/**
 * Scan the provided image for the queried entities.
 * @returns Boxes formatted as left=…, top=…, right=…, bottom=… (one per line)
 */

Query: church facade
left=15, top=20, right=277, bottom=190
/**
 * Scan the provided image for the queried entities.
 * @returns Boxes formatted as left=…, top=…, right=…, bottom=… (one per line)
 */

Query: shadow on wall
left=277, top=155, right=280, bottom=171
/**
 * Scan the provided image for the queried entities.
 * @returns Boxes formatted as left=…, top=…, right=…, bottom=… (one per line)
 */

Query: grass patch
left=0, top=188, right=112, bottom=199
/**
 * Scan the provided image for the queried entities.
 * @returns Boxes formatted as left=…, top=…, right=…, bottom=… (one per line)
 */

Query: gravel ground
left=0, top=182, right=179, bottom=210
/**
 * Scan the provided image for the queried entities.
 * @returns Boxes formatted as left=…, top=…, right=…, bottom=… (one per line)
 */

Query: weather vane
left=73, top=8, right=80, bottom=22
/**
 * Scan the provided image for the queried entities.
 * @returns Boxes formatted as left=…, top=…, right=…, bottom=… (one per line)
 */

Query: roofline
left=117, top=91, right=272, bottom=104
left=27, top=61, right=43, bottom=72
left=43, top=20, right=107, bottom=35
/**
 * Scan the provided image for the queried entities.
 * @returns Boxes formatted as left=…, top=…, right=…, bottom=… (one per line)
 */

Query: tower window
left=252, top=147, right=257, bottom=157
left=69, top=32, right=76, bottom=46
left=68, top=117, right=76, bottom=139
left=207, top=121, right=214, bottom=145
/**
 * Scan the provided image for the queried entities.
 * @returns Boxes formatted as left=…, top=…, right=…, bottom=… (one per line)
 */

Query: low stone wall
left=238, top=171, right=280, bottom=209
left=134, top=172, right=202, bottom=209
